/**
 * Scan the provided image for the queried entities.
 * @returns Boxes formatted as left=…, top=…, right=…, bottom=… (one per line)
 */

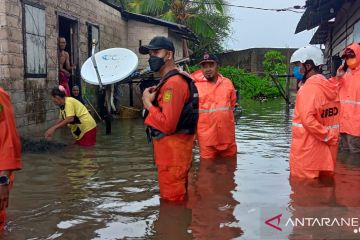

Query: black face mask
left=148, top=56, right=166, bottom=72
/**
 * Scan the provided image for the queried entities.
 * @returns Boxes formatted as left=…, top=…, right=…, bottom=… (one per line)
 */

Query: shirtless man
left=58, top=37, right=75, bottom=96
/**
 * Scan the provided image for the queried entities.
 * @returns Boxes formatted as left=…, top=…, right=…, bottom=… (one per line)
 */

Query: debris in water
left=21, top=137, right=67, bottom=153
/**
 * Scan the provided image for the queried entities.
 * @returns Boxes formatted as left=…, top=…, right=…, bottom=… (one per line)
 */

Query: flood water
left=5, top=100, right=360, bottom=240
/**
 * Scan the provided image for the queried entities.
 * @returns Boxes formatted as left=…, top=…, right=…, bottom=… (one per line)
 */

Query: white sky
left=224, top=0, right=316, bottom=50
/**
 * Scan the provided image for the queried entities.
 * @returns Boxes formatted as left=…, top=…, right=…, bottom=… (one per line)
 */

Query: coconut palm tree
left=116, top=0, right=231, bottom=55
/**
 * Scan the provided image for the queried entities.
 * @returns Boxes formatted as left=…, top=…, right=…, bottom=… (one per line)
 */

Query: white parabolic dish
left=81, top=48, right=139, bottom=85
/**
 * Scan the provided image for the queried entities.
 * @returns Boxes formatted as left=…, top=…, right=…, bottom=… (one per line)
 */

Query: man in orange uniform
left=0, top=87, right=22, bottom=230
left=336, top=43, right=360, bottom=153
left=191, top=53, right=237, bottom=159
left=140, top=36, right=198, bottom=202
left=289, top=46, right=340, bottom=179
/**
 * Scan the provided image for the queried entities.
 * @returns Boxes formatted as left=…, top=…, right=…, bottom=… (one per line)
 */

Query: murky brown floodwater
left=4, top=100, right=360, bottom=240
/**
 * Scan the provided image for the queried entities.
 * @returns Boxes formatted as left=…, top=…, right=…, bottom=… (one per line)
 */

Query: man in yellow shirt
left=45, top=86, right=97, bottom=146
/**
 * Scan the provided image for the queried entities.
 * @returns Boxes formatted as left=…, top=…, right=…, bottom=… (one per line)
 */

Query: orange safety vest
left=191, top=70, right=236, bottom=147
left=0, top=88, right=22, bottom=171
left=290, top=74, right=340, bottom=177
left=339, top=43, right=360, bottom=137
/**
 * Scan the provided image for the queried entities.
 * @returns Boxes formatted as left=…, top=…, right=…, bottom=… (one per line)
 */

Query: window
left=23, top=2, right=47, bottom=77
left=87, top=24, right=100, bottom=57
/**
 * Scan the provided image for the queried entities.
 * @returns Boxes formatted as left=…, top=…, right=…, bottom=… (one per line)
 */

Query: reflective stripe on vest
left=292, top=123, right=340, bottom=129
left=198, top=106, right=234, bottom=113
left=339, top=100, right=360, bottom=105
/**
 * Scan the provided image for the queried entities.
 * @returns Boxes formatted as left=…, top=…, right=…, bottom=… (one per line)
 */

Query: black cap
left=341, top=48, right=356, bottom=59
left=139, top=36, right=175, bottom=55
left=199, top=53, right=219, bottom=64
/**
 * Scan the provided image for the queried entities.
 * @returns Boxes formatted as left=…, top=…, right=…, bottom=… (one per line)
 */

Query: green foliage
left=115, top=0, right=231, bottom=56
left=188, top=65, right=285, bottom=100
left=263, top=50, right=287, bottom=76
left=189, top=13, right=231, bottom=57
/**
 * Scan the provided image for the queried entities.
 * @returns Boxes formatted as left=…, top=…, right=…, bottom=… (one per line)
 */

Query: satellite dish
left=81, top=48, right=139, bottom=85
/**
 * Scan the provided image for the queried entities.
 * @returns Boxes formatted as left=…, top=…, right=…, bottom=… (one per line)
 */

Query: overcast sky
left=224, top=0, right=316, bottom=50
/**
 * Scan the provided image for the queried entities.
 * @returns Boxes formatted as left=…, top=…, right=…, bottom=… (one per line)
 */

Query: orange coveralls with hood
left=191, top=69, right=237, bottom=159
left=338, top=43, right=360, bottom=148
left=290, top=74, right=340, bottom=178
left=0, top=87, right=22, bottom=230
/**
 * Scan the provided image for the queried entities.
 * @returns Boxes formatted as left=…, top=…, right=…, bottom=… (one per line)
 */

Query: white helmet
left=290, top=45, right=325, bottom=66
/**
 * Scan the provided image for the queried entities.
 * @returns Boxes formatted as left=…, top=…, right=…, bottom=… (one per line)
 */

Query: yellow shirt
left=60, top=97, right=96, bottom=140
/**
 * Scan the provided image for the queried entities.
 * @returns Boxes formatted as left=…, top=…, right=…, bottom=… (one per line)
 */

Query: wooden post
left=91, top=39, right=111, bottom=135
left=285, top=71, right=290, bottom=105
left=129, top=82, right=133, bottom=107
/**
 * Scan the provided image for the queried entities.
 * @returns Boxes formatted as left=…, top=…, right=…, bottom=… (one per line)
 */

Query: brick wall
left=0, top=0, right=127, bottom=136
left=219, top=48, right=296, bottom=75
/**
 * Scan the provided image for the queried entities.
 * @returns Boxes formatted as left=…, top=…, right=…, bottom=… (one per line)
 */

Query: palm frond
left=141, top=0, right=166, bottom=16
left=161, top=10, right=177, bottom=22
left=186, top=14, right=215, bottom=38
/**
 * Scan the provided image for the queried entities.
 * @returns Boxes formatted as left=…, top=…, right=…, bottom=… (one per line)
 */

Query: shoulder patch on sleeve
left=163, top=91, right=173, bottom=103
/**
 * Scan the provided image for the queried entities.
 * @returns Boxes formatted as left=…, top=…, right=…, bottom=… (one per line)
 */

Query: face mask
left=346, top=58, right=357, bottom=69
left=293, top=66, right=304, bottom=81
left=148, top=56, right=166, bottom=72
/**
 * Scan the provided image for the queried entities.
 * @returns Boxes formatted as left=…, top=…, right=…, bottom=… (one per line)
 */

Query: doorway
left=58, top=15, right=80, bottom=92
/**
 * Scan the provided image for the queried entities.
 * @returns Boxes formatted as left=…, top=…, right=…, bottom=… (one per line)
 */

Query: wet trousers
left=153, top=134, right=195, bottom=201
left=199, top=142, right=237, bottom=159
left=339, top=133, right=360, bottom=153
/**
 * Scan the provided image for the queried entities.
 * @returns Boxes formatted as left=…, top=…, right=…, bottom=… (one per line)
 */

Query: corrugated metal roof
left=295, top=0, right=342, bottom=34
left=121, top=11, right=198, bottom=42
left=98, top=0, right=198, bottom=42
left=98, top=0, right=123, bottom=11
left=309, top=22, right=333, bottom=44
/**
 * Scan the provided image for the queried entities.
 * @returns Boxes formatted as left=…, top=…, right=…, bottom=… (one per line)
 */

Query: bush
left=188, top=65, right=284, bottom=100
left=188, top=50, right=288, bottom=100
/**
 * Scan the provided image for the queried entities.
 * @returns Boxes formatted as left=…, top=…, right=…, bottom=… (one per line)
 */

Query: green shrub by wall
left=188, top=65, right=285, bottom=100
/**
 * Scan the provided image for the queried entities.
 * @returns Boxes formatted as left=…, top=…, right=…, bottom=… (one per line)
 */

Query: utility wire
left=188, top=1, right=305, bottom=13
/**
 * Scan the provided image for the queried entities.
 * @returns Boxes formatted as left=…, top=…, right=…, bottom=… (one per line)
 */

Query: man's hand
left=44, top=127, right=56, bottom=140
left=0, top=185, right=9, bottom=210
left=142, top=87, right=157, bottom=109
left=325, top=129, right=339, bottom=146
left=336, top=64, right=346, bottom=79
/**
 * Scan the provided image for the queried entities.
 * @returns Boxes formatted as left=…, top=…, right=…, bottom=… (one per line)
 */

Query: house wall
left=127, top=20, right=168, bottom=69
left=0, top=0, right=126, bottom=136
left=317, top=1, right=360, bottom=75
left=168, top=31, right=184, bottom=60
left=218, top=48, right=296, bottom=75
left=122, top=20, right=185, bottom=109
left=326, top=1, right=360, bottom=56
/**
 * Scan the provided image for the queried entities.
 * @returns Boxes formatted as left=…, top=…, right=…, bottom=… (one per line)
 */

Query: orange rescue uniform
left=290, top=74, right=340, bottom=178
left=0, top=87, right=22, bottom=230
left=338, top=43, right=360, bottom=152
left=191, top=70, right=237, bottom=159
left=145, top=73, right=195, bottom=201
